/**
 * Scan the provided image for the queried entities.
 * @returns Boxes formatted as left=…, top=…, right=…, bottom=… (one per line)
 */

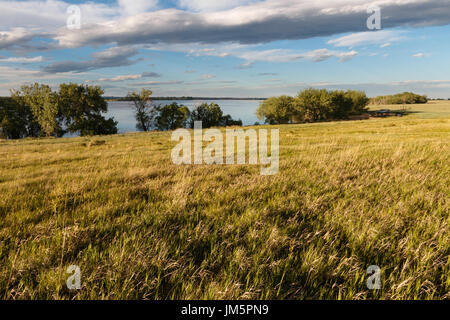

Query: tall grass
left=0, top=103, right=449, bottom=300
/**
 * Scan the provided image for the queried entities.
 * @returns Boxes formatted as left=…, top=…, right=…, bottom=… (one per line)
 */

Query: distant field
left=369, top=100, right=450, bottom=119
left=0, top=102, right=449, bottom=299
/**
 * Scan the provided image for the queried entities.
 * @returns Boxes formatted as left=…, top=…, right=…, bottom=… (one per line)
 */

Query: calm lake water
left=106, top=100, right=263, bottom=133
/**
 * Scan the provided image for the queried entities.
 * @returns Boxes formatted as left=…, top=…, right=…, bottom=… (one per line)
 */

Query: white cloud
left=0, top=28, right=40, bottom=50
left=98, top=74, right=142, bottom=82
left=144, top=40, right=360, bottom=64
left=0, top=65, right=87, bottom=94
left=0, top=56, right=44, bottom=63
left=307, top=49, right=358, bottom=62
left=96, top=71, right=162, bottom=82
left=236, top=48, right=358, bottom=63
left=0, top=65, right=82, bottom=80
left=134, top=80, right=184, bottom=86
left=412, top=53, right=431, bottom=58
left=118, top=0, right=159, bottom=16
left=0, top=0, right=120, bottom=30
left=52, top=0, right=450, bottom=49
left=328, top=30, right=405, bottom=47
left=178, top=0, right=259, bottom=12
left=238, top=61, right=254, bottom=69
left=145, top=41, right=358, bottom=63
left=389, top=80, right=450, bottom=88
left=187, top=47, right=232, bottom=58
left=0, top=0, right=449, bottom=55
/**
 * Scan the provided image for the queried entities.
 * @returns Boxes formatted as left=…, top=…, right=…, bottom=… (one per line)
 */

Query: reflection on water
left=106, top=100, right=263, bottom=134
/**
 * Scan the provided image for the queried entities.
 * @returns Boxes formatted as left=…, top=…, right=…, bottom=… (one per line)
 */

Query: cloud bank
left=52, top=0, right=450, bottom=49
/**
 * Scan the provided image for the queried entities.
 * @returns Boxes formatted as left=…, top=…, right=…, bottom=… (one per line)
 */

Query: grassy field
left=369, top=100, right=450, bottom=119
left=0, top=102, right=449, bottom=300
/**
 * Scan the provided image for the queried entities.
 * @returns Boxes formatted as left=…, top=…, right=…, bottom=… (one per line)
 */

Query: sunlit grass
left=0, top=102, right=449, bottom=300
left=369, top=100, right=450, bottom=118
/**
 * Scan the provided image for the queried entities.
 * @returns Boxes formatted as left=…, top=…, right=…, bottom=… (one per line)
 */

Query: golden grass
left=0, top=102, right=449, bottom=300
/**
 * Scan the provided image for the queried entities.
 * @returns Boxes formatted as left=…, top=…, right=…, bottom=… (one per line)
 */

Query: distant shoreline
left=105, top=97, right=267, bottom=101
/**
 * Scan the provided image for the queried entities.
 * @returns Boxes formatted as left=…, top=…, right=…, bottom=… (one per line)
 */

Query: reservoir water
left=106, top=100, right=263, bottom=133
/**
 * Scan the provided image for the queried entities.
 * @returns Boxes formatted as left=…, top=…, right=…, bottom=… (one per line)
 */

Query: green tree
left=189, top=103, right=241, bottom=128
left=345, top=90, right=369, bottom=114
left=256, top=95, right=295, bottom=124
left=58, top=83, right=117, bottom=136
left=190, top=103, right=223, bottom=128
left=295, top=88, right=333, bottom=122
left=156, top=102, right=190, bottom=131
left=127, top=89, right=155, bottom=132
left=11, top=83, right=62, bottom=137
left=71, top=114, right=118, bottom=136
left=330, top=90, right=353, bottom=119
left=0, top=97, right=40, bottom=139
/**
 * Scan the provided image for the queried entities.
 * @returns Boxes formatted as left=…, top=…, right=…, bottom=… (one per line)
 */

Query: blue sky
left=1, top=0, right=450, bottom=97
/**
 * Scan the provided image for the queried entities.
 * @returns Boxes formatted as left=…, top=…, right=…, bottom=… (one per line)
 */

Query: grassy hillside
left=0, top=102, right=449, bottom=300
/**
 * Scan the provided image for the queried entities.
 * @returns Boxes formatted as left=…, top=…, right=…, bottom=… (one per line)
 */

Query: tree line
left=127, top=89, right=242, bottom=132
left=370, top=92, right=428, bottom=105
left=0, top=83, right=118, bottom=139
left=0, top=84, right=242, bottom=140
left=256, top=88, right=370, bottom=124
